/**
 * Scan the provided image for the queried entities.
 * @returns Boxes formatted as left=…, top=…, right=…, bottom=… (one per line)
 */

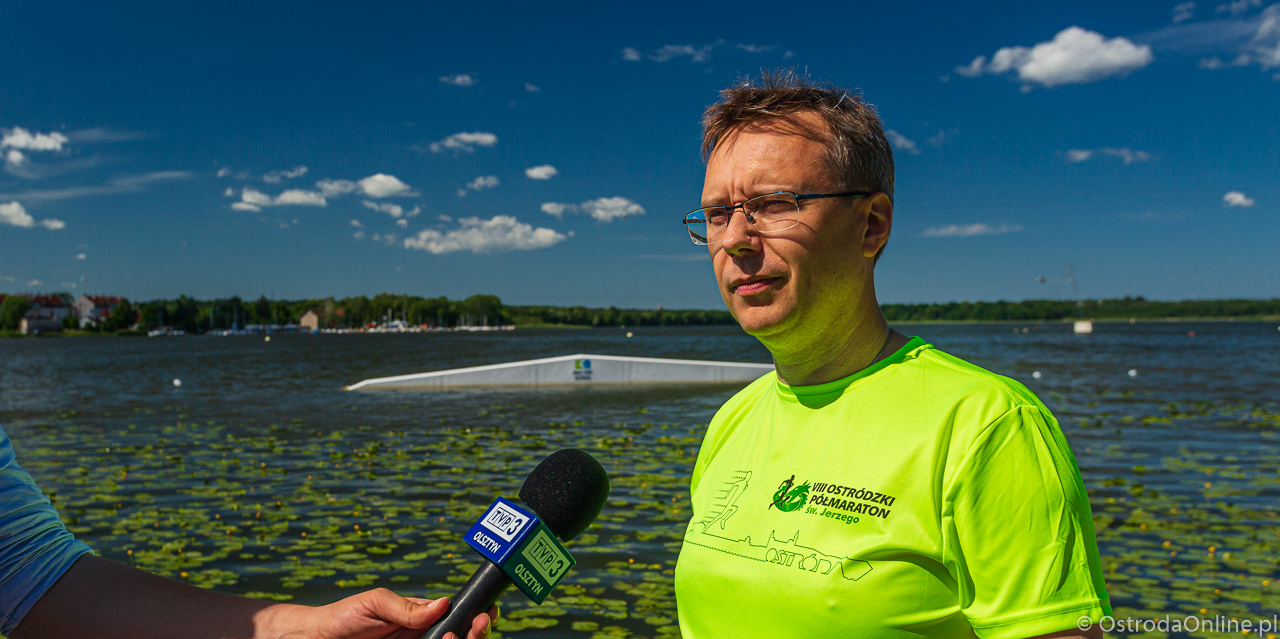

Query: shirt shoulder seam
left=916, top=349, right=1032, bottom=410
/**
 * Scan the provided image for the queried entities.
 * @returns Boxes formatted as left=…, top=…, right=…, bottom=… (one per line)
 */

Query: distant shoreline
left=4, top=315, right=1278, bottom=339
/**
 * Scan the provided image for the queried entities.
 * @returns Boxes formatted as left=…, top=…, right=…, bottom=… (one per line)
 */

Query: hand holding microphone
left=419, top=449, right=611, bottom=639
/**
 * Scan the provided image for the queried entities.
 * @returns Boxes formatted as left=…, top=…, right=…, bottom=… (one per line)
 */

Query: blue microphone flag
left=464, top=497, right=575, bottom=604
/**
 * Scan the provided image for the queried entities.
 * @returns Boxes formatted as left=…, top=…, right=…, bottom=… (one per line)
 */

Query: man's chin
left=731, top=304, right=791, bottom=337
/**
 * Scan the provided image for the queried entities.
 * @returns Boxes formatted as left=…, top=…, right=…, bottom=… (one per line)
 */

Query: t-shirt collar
left=774, top=336, right=930, bottom=400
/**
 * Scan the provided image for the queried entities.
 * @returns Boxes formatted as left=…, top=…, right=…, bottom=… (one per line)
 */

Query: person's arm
left=944, top=405, right=1111, bottom=639
left=12, top=554, right=495, bottom=639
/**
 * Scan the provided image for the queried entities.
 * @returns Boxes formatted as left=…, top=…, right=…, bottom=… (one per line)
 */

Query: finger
left=487, top=604, right=499, bottom=622
left=466, top=611, right=492, bottom=639
left=361, top=589, right=449, bottom=629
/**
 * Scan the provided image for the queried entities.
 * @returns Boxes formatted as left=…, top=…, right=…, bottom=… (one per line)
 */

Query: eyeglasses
left=683, top=191, right=871, bottom=245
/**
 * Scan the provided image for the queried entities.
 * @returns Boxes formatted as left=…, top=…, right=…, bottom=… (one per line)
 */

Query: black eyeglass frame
left=682, top=190, right=873, bottom=245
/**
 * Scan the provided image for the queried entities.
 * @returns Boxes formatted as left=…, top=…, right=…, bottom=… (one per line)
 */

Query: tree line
left=5, top=293, right=1279, bottom=334
left=881, top=296, right=1280, bottom=322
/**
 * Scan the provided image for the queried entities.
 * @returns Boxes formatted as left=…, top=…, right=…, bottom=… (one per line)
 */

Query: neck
left=760, top=290, right=893, bottom=387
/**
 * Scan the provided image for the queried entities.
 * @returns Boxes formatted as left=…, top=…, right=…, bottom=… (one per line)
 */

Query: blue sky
left=1, top=0, right=1276, bottom=308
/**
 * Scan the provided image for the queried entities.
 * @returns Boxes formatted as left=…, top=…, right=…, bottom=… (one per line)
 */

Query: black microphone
left=419, top=449, right=610, bottom=639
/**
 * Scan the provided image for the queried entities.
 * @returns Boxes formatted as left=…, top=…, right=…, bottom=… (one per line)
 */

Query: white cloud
left=1, top=127, right=68, bottom=151
left=466, top=175, right=500, bottom=191
left=1065, top=147, right=1152, bottom=163
left=26, top=279, right=42, bottom=287
left=541, top=202, right=569, bottom=219
left=395, top=219, right=407, bottom=228
left=403, top=215, right=567, bottom=254
left=1217, top=0, right=1261, bottom=15
left=0, top=201, right=34, bottom=227
left=928, top=129, right=958, bottom=147
left=1188, top=4, right=1280, bottom=75
left=525, top=164, right=559, bottom=180
left=737, top=43, right=774, bottom=53
left=240, top=187, right=275, bottom=207
left=440, top=74, right=477, bottom=86
left=955, top=27, right=1153, bottom=88
left=351, top=219, right=363, bottom=228
left=525, top=83, right=541, bottom=92
left=353, top=230, right=365, bottom=240
left=1223, top=190, right=1255, bottom=206
left=6, top=149, right=26, bottom=167
left=358, top=173, right=414, bottom=198
left=263, top=165, right=308, bottom=183
left=1245, top=5, right=1280, bottom=69
left=0, top=171, right=190, bottom=203
left=1104, top=148, right=1152, bottom=163
left=953, top=56, right=986, bottom=78
left=233, top=186, right=327, bottom=211
left=622, top=47, right=642, bottom=61
left=362, top=200, right=421, bottom=218
left=429, top=131, right=498, bottom=153
left=1066, top=149, right=1094, bottom=163
left=885, top=129, right=920, bottom=155
left=0, top=201, right=62, bottom=230
left=540, top=197, right=645, bottom=222
left=922, top=223, right=1023, bottom=237
left=274, top=189, right=327, bottom=206
left=1174, top=1, right=1197, bottom=23
left=316, top=179, right=357, bottom=198
left=582, top=196, right=645, bottom=222
left=650, top=44, right=712, bottom=62
left=217, top=167, right=232, bottom=178
left=75, top=253, right=86, bottom=260
left=223, top=187, right=235, bottom=197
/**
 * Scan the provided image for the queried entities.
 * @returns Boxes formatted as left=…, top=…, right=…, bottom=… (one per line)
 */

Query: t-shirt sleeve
left=0, top=425, right=93, bottom=635
left=942, top=405, right=1110, bottom=639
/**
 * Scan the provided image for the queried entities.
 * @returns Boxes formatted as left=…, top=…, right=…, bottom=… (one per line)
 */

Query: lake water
left=1, top=322, right=1278, bottom=637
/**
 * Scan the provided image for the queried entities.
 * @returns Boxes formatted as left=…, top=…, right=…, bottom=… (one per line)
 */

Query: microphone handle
left=419, top=561, right=512, bottom=639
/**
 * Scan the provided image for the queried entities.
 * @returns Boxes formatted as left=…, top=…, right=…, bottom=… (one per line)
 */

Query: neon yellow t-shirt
left=674, top=337, right=1110, bottom=638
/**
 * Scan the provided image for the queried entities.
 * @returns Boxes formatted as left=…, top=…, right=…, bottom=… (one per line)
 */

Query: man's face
left=702, top=112, right=880, bottom=341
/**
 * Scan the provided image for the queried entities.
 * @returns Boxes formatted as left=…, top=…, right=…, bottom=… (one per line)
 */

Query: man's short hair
left=701, top=70, right=895, bottom=204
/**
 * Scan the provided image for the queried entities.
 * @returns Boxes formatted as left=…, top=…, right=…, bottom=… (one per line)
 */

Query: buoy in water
left=1188, top=331, right=1195, bottom=337
left=1127, top=369, right=1138, bottom=377
left=1032, top=371, right=1042, bottom=379
left=265, top=335, right=271, bottom=342
left=173, top=378, right=182, bottom=388
left=626, top=332, right=634, bottom=338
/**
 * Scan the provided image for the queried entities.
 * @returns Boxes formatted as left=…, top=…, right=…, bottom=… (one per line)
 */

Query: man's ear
left=862, top=193, right=893, bottom=259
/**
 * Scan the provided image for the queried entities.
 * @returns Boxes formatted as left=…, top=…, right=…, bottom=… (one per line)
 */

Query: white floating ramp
left=344, top=353, right=775, bottom=390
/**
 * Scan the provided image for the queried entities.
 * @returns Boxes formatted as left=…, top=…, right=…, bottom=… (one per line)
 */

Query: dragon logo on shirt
left=770, top=474, right=810, bottom=512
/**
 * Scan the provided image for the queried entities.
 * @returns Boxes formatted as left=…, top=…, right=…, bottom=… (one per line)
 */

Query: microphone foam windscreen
left=518, top=449, right=610, bottom=542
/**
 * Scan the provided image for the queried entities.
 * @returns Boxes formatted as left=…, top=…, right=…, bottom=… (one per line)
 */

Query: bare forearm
left=13, top=554, right=301, bottom=639
left=14, top=554, right=494, bottom=639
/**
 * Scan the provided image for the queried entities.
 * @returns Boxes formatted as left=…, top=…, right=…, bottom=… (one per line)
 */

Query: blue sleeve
left=0, top=425, right=93, bottom=635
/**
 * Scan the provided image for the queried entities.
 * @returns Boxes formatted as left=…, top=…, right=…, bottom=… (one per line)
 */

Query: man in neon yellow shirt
left=673, top=72, right=1110, bottom=638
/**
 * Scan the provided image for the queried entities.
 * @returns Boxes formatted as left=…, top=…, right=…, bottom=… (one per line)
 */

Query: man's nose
left=719, top=209, right=759, bottom=255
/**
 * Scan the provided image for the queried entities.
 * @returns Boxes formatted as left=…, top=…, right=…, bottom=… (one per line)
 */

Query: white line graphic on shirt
left=685, top=470, right=872, bottom=581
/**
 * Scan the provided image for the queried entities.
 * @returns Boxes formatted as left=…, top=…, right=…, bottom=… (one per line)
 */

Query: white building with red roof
left=73, top=294, right=122, bottom=328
